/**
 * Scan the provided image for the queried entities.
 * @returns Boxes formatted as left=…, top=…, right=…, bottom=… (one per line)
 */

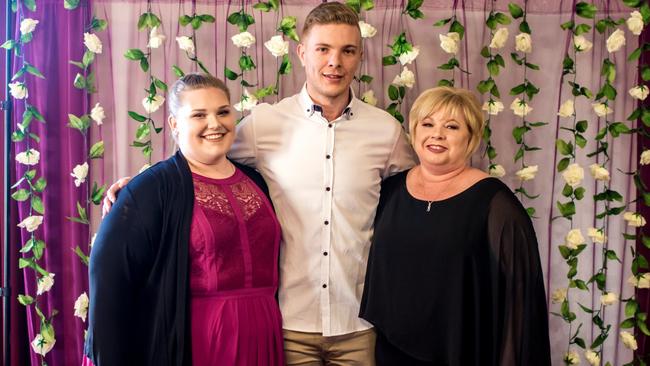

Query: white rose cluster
left=488, top=164, right=506, bottom=178
left=15, top=148, right=40, bottom=165
left=482, top=100, right=504, bottom=116
left=74, top=292, right=89, bottom=322
left=142, top=95, right=165, bottom=114
left=91, top=103, right=106, bottom=125
left=176, top=36, right=195, bottom=57
left=361, top=90, right=377, bottom=106
left=71, top=162, right=89, bottom=187
left=510, top=98, right=532, bottom=117
left=439, top=32, right=460, bottom=55
left=489, top=28, right=509, bottom=49
left=515, top=165, right=538, bottom=181
left=20, top=18, right=39, bottom=36
left=392, top=67, right=415, bottom=89
left=358, top=21, right=377, bottom=39
left=231, top=31, right=256, bottom=48
left=9, top=81, right=28, bottom=99
left=564, top=228, right=584, bottom=250
left=234, top=89, right=258, bottom=112
left=627, top=11, right=645, bottom=36
left=557, top=99, right=574, bottom=118
left=562, top=163, right=584, bottom=188
left=264, top=35, right=289, bottom=57
left=606, top=29, right=626, bottom=53
left=629, top=85, right=649, bottom=100
left=84, top=32, right=103, bottom=54
left=514, top=33, right=532, bottom=53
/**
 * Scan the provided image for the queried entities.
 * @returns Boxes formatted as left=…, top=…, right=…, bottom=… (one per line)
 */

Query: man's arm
left=228, top=114, right=258, bottom=167
left=382, top=126, right=417, bottom=179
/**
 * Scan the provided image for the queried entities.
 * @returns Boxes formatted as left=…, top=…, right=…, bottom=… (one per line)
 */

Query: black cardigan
left=84, top=151, right=270, bottom=366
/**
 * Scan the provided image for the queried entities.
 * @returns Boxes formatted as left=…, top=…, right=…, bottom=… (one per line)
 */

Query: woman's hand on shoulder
left=102, top=177, right=132, bottom=217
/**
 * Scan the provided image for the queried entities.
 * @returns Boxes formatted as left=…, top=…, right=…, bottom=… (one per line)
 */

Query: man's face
left=297, top=23, right=362, bottom=104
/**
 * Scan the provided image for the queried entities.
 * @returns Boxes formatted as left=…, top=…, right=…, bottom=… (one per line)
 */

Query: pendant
left=426, top=201, right=433, bottom=212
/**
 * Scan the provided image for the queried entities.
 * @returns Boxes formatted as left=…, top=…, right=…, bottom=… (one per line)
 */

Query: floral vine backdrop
left=3, top=0, right=650, bottom=365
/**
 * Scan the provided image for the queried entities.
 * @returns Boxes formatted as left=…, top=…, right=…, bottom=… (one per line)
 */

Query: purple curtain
left=6, top=1, right=91, bottom=365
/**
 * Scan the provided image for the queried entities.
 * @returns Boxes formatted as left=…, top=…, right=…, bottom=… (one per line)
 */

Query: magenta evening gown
left=189, top=169, right=284, bottom=365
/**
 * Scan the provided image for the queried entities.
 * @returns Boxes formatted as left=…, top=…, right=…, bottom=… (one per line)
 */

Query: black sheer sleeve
left=487, top=190, right=551, bottom=366
left=85, top=182, right=160, bottom=365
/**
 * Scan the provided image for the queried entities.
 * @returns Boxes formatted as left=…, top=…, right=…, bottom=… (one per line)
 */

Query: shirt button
left=322, top=284, right=327, bottom=288
left=326, top=154, right=331, bottom=159
left=323, top=251, right=328, bottom=256
left=326, top=187, right=331, bottom=191
left=328, top=123, right=333, bottom=128
left=324, top=220, right=329, bottom=225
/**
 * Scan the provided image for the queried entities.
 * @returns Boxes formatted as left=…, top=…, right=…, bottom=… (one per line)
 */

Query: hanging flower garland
left=346, top=0, right=377, bottom=106
left=552, top=3, right=598, bottom=364
left=3, top=1, right=57, bottom=361
left=124, top=7, right=169, bottom=162
left=382, top=0, right=423, bottom=123
left=254, top=0, right=297, bottom=102
left=225, top=5, right=260, bottom=116
left=433, top=5, right=467, bottom=87
left=478, top=1, right=510, bottom=173
left=63, top=1, right=109, bottom=329
left=508, top=1, right=544, bottom=218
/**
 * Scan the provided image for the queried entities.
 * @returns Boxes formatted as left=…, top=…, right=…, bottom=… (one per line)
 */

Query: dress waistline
left=191, top=286, right=276, bottom=299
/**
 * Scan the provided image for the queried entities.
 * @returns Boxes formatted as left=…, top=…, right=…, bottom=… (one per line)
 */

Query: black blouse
left=360, top=171, right=551, bottom=366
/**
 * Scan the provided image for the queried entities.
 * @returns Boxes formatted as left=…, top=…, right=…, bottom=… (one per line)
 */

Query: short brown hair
left=409, top=87, right=485, bottom=158
left=302, top=2, right=360, bottom=40
left=168, top=73, right=230, bottom=117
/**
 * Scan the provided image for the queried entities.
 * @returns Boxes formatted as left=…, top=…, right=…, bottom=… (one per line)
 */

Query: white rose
left=139, top=163, right=151, bottom=174
left=515, top=165, right=538, bottom=181
left=17, top=215, right=43, bottom=233
left=147, top=26, right=166, bottom=49
left=627, top=11, right=644, bottom=36
left=231, top=31, right=256, bottom=48
left=233, top=89, right=258, bottom=112
left=84, top=32, right=102, bottom=54
left=9, top=81, right=28, bottom=99
left=510, top=98, right=533, bottom=117
left=592, top=103, right=612, bottom=117
left=624, top=211, right=646, bottom=227
left=489, top=164, right=506, bottom=178
left=565, top=350, right=580, bottom=365
left=399, top=46, right=420, bottom=65
left=574, top=35, right=593, bottom=52
left=629, top=85, right=649, bottom=100
left=15, top=148, right=40, bottom=165
left=358, top=21, right=377, bottom=39
left=90, top=103, right=105, bottom=125
left=558, top=99, right=574, bottom=118
left=31, top=334, right=55, bottom=357
left=264, top=35, right=289, bottom=57
left=439, top=32, right=460, bottom=55
left=600, top=292, right=618, bottom=306
left=562, top=163, right=584, bottom=188
left=37, top=273, right=55, bottom=295
left=361, top=90, right=377, bottom=106
left=584, top=350, right=600, bottom=366
left=515, top=33, right=532, bottom=53
left=482, top=100, right=504, bottom=116
left=641, top=150, right=650, bottom=165
left=142, top=95, right=165, bottom=114
left=74, top=292, right=89, bottom=322
left=589, top=163, right=610, bottom=181
left=20, top=18, right=39, bottom=35
left=587, top=227, right=606, bottom=244
left=606, top=29, right=626, bottom=53
left=621, top=331, right=638, bottom=350
left=489, top=28, right=509, bottom=49
left=551, top=288, right=568, bottom=303
left=565, top=228, right=584, bottom=250
left=71, top=162, right=89, bottom=187
left=629, top=273, right=650, bottom=288
left=392, top=66, right=415, bottom=89
left=176, top=36, right=195, bottom=57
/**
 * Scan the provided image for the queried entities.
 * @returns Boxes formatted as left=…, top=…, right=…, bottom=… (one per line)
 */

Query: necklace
left=415, top=165, right=466, bottom=212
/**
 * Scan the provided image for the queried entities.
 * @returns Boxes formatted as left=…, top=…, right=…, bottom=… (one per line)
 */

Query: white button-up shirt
left=229, top=86, right=416, bottom=336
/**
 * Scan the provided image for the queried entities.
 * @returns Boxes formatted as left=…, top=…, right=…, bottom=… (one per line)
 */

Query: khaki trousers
left=283, top=328, right=376, bottom=366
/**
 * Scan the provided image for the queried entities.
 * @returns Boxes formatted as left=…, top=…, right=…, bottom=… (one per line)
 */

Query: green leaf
left=224, top=67, right=239, bottom=80
left=574, top=187, right=585, bottom=200
left=253, top=2, right=272, bottom=11
left=359, top=75, right=373, bottom=84
left=91, top=183, right=108, bottom=205
left=279, top=54, right=292, bottom=75
left=519, top=21, right=531, bottom=34
left=638, top=319, right=650, bottom=336
left=382, top=55, right=397, bottom=66
left=24, top=0, right=35, bottom=11
left=1, top=39, right=16, bottom=50
left=590, top=334, right=607, bottom=349
left=576, top=2, right=597, bottom=19
left=487, top=60, right=500, bottom=77
left=73, top=73, right=86, bottom=89
left=388, top=85, right=399, bottom=101
left=561, top=20, right=575, bottom=31
left=524, top=62, right=539, bottom=70
left=74, top=246, right=89, bottom=266
left=449, top=20, right=465, bottom=39
left=31, top=196, right=44, bottom=214
left=510, top=83, right=526, bottom=95
left=17, top=294, right=34, bottom=306
left=576, top=120, right=588, bottom=133
left=191, top=17, right=202, bottom=30
left=82, top=50, right=95, bottom=68
left=433, top=17, right=452, bottom=27
left=68, top=113, right=89, bottom=132
left=135, top=123, right=150, bottom=141
left=629, top=47, right=643, bottom=62
left=575, top=23, right=591, bottom=35
left=512, top=126, right=528, bottom=144
left=239, top=55, right=256, bottom=71
left=179, top=15, right=192, bottom=26
left=11, top=189, right=30, bottom=201
left=508, top=3, right=524, bottom=18
left=124, top=48, right=145, bottom=61
left=89, top=141, right=105, bottom=159
left=557, top=157, right=570, bottom=172
left=620, top=317, right=635, bottom=328
left=557, top=200, right=576, bottom=218
left=623, top=0, right=642, bottom=6
left=172, top=65, right=185, bottom=77
left=64, top=0, right=80, bottom=10
left=360, top=0, right=374, bottom=11
left=128, top=111, right=147, bottom=122
left=575, top=134, right=587, bottom=149
left=480, top=46, right=491, bottom=58
left=494, top=12, right=511, bottom=25
left=90, top=17, right=108, bottom=32
left=556, top=139, right=573, bottom=155
left=477, top=79, right=495, bottom=94
left=346, top=0, right=361, bottom=13
left=606, top=249, right=620, bottom=262
left=562, top=184, right=573, bottom=197
left=437, top=79, right=454, bottom=87
left=140, top=58, right=149, bottom=72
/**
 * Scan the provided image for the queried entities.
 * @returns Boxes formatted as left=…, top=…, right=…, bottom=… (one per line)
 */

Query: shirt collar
left=298, top=84, right=356, bottom=121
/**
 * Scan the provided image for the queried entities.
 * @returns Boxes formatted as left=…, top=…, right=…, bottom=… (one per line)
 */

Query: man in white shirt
left=104, top=2, right=415, bottom=364
left=229, top=3, right=415, bottom=364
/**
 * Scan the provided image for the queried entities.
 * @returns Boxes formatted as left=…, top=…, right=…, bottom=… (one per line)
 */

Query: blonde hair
left=408, top=87, right=485, bottom=157
left=301, top=2, right=360, bottom=40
